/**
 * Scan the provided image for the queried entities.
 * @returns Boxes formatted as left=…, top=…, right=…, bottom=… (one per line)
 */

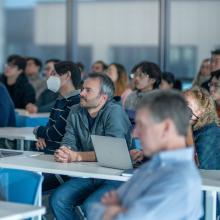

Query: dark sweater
left=36, top=90, right=80, bottom=154
left=194, top=123, right=220, bottom=170
left=0, top=73, right=36, bottom=109
left=37, top=89, right=59, bottom=113
left=0, top=82, right=15, bottom=127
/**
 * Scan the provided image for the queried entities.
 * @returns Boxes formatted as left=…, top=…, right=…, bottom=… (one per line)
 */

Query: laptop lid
left=91, top=135, right=133, bottom=170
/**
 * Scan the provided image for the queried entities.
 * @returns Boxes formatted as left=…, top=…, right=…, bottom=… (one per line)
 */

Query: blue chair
left=0, top=168, right=43, bottom=205
left=15, top=113, right=48, bottom=127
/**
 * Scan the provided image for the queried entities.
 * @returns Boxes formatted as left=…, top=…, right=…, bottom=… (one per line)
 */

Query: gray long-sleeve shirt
left=61, top=99, right=132, bottom=151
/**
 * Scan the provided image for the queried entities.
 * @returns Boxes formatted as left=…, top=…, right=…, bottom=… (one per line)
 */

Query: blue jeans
left=50, top=177, right=122, bottom=220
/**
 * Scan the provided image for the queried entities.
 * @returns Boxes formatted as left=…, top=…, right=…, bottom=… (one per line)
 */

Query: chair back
left=0, top=168, right=43, bottom=205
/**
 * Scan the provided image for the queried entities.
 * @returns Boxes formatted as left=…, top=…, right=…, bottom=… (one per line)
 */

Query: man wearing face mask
left=33, top=61, right=81, bottom=154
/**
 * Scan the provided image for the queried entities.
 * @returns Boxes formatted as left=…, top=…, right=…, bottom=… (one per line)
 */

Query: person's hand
left=101, top=190, right=120, bottom=206
left=26, top=103, right=38, bottom=114
left=103, top=206, right=125, bottom=220
left=36, top=138, right=46, bottom=150
left=130, top=149, right=144, bottom=163
left=54, top=146, right=82, bottom=163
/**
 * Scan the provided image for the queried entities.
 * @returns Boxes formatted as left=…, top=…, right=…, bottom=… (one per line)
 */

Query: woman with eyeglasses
left=184, top=87, right=220, bottom=170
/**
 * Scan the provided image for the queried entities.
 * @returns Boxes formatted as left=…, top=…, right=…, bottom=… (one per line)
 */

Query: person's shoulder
left=126, top=91, right=138, bottom=99
left=17, top=73, right=34, bottom=88
left=196, top=123, right=220, bottom=136
left=17, top=73, right=28, bottom=82
left=69, top=103, right=81, bottom=113
left=162, top=165, right=200, bottom=195
left=105, top=99, right=124, bottom=113
left=68, top=92, right=80, bottom=101
left=0, top=82, right=7, bottom=91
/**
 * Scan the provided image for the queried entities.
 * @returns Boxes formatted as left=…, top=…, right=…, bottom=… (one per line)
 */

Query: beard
left=80, top=96, right=100, bottom=109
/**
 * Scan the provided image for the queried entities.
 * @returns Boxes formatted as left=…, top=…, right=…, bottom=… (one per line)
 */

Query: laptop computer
left=91, top=135, right=133, bottom=170
left=0, top=149, right=23, bottom=158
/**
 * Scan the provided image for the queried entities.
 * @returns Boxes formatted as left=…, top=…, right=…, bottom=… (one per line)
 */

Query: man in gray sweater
left=50, top=73, right=142, bottom=220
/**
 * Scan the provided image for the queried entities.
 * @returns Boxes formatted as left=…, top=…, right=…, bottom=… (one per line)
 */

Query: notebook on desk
left=0, top=150, right=23, bottom=158
left=91, top=135, right=134, bottom=170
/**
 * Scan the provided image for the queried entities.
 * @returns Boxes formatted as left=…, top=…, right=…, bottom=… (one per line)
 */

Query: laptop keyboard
left=0, top=150, right=23, bottom=158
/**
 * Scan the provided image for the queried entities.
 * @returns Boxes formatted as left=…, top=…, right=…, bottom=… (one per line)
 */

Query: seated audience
left=33, top=61, right=81, bottom=154
left=209, top=69, right=220, bottom=118
left=210, top=49, right=220, bottom=72
left=91, top=60, right=108, bottom=73
left=193, top=58, right=211, bottom=87
left=0, top=55, right=35, bottom=110
left=50, top=73, right=142, bottom=220
left=159, top=72, right=175, bottom=89
left=184, top=87, right=220, bottom=169
left=89, top=89, right=203, bottom=220
left=26, top=59, right=60, bottom=113
left=25, top=57, right=46, bottom=100
left=200, top=49, right=220, bottom=91
left=124, top=61, right=161, bottom=111
left=106, top=63, right=129, bottom=98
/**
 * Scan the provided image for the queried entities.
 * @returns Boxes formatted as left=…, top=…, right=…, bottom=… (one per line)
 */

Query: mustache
left=80, top=96, right=87, bottom=101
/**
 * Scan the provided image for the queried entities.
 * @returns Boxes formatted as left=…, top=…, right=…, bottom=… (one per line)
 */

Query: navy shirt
left=87, top=112, right=97, bottom=131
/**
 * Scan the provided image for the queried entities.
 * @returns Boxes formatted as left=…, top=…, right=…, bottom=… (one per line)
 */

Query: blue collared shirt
left=89, top=147, right=203, bottom=220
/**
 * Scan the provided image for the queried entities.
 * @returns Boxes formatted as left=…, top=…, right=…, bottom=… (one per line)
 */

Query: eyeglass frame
left=187, top=106, right=200, bottom=121
left=133, top=71, right=149, bottom=79
left=208, top=82, right=220, bottom=89
left=4, top=63, right=18, bottom=69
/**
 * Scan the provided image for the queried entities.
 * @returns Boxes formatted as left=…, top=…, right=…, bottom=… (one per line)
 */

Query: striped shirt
left=36, top=90, right=80, bottom=154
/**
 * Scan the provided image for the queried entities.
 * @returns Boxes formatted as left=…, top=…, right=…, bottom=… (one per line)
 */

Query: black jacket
left=0, top=82, right=15, bottom=126
left=0, top=73, right=36, bottom=109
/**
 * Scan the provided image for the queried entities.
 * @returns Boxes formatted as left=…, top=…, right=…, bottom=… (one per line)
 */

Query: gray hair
left=87, top=73, right=115, bottom=100
left=137, top=89, right=190, bottom=136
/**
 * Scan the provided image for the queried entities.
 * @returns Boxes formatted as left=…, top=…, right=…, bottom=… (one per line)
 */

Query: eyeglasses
left=187, top=106, right=199, bottom=120
left=4, top=63, right=17, bottom=69
left=208, top=82, right=220, bottom=89
left=133, top=72, right=148, bottom=79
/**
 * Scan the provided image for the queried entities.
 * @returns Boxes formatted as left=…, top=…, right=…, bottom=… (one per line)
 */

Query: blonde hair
left=192, top=58, right=210, bottom=87
left=184, top=86, right=218, bottom=130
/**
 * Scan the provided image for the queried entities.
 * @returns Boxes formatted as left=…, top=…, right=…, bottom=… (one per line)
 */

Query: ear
left=66, top=71, right=71, bottom=79
left=101, top=94, right=108, bottom=103
left=162, top=118, right=172, bottom=137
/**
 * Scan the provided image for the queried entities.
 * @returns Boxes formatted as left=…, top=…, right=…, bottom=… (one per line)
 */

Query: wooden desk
left=0, top=201, right=45, bottom=220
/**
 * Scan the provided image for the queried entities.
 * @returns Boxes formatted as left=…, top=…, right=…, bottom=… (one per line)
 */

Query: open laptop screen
left=91, top=135, right=133, bottom=170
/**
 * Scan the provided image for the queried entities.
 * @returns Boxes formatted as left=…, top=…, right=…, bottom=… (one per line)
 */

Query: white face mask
left=47, top=76, right=61, bottom=93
